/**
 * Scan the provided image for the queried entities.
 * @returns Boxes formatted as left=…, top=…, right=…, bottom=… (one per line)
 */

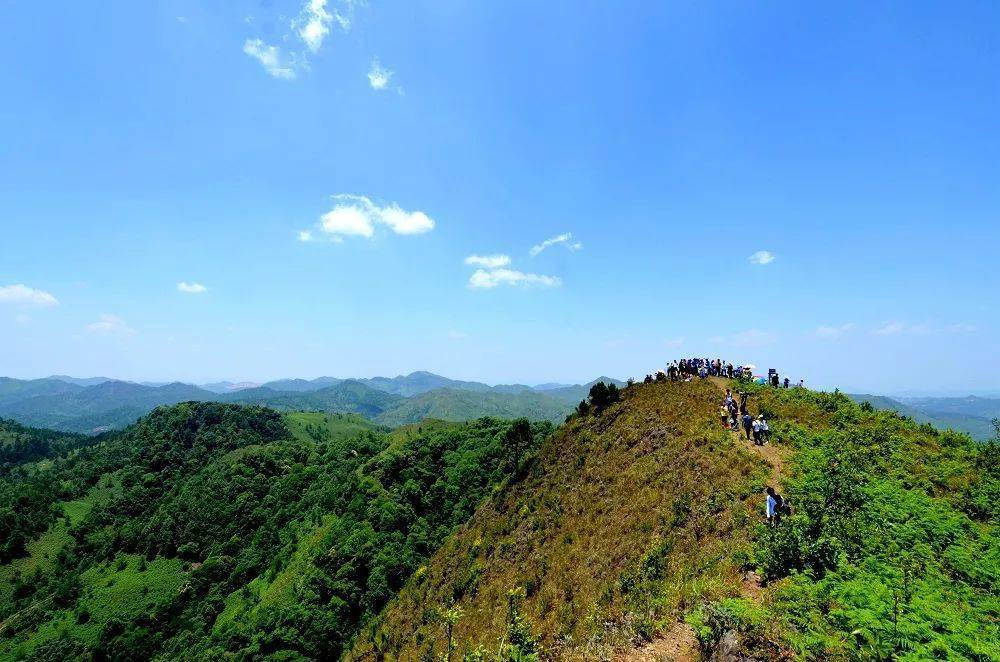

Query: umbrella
left=744, top=364, right=757, bottom=369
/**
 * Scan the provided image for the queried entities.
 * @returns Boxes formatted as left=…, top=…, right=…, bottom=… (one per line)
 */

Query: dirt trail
left=709, top=378, right=787, bottom=487
left=618, top=621, right=700, bottom=662
left=621, top=379, right=790, bottom=661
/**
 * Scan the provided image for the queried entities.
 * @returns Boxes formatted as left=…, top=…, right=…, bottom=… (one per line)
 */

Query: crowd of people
left=720, top=387, right=770, bottom=445
left=658, top=357, right=795, bottom=527
left=664, top=357, right=804, bottom=389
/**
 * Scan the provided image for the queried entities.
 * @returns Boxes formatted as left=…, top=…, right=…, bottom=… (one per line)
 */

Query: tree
left=589, top=382, right=621, bottom=413
left=502, top=419, right=534, bottom=471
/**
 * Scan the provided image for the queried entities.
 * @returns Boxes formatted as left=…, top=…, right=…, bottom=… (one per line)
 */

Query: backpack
left=775, top=495, right=792, bottom=516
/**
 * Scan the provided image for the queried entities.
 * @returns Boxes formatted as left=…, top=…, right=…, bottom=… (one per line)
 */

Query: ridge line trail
left=621, top=379, right=789, bottom=661
left=709, top=377, right=787, bottom=487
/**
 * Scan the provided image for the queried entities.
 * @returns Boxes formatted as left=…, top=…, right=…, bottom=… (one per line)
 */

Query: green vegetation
left=355, top=379, right=767, bottom=659
left=0, top=402, right=552, bottom=659
left=374, top=388, right=572, bottom=427
left=225, top=380, right=404, bottom=418
left=738, top=384, right=1000, bottom=659
left=848, top=393, right=996, bottom=441
left=0, top=373, right=603, bottom=434
left=2, top=377, right=997, bottom=660
left=0, top=418, right=89, bottom=472
left=355, top=380, right=999, bottom=660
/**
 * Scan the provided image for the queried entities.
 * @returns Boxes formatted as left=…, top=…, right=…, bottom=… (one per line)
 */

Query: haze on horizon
left=1, top=1, right=997, bottom=396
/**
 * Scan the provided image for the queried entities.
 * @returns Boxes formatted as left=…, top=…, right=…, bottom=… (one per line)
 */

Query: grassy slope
left=354, top=379, right=769, bottom=659
left=848, top=393, right=994, bottom=441
left=357, top=381, right=999, bottom=660
left=374, top=388, right=572, bottom=427
left=739, top=384, right=999, bottom=659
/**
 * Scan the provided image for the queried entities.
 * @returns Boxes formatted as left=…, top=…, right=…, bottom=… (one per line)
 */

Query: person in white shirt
left=759, top=415, right=770, bottom=443
left=766, top=487, right=778, bottom=526
left=752, top=418, right=762, bottom=445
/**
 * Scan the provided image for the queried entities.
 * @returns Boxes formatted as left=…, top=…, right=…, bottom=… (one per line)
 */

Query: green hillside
left=0, top=418, right=89, bottom=471
left=2, top=381, right=997, bottom=660
left=543, top=376, right=628, bottom=404
left=0, top=380, right=217, bottom=433
left=0, top=403, right=552, bottom=660
left=354, top=380, right=999, bottom=660
left=224, top=380, right=403, bottom=418
left=374, top=387, right=572, bottom=427
left=849, top=393, right=995, bottom=441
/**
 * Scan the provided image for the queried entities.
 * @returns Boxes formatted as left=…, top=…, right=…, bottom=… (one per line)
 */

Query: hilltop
left=0, top=377, right=997, bottom=660
left=354, top=379, right=999, bottom=660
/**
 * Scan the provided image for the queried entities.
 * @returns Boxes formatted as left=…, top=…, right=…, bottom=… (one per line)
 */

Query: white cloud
left=305, top=194, right=436, bottom=242
left=245, top=0, right=356, bottom=79
left=368, top=58, right=393, bottom=90
left=464, top=254, right=511, bottom=269
left=468, top=268, right=561, bottom=289
left=748, top=250, right=775, bottom=265
left=872, top=321, right=974, bottom=337
left=530, top=232, right=581, bottom=257
left=0, top=284, right=58, bottom=307
left=378, top=204, right=435, bottom=234
left=872, top=322, right=906, bottom=336
left=87, top=314, right=135, bottom=336
left=243, top=39, right=297, bottom=79
left=815, top=323, right=855, bottom=340
left=321, top=205, right=376, bottom=238
left=177, top=282, right=207, bottom=294
left=297, top=0, right=333, bottom=52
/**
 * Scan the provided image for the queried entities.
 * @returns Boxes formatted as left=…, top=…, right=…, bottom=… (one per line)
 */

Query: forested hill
left=354, top=380, right=999, bottom=660
left=0, top=418, right=89, bottom=472
left=0, top=403, right=553, bottom=659
left=2, top=382, right=997, bottom=660
left=0, top=375, right=597, bottom=433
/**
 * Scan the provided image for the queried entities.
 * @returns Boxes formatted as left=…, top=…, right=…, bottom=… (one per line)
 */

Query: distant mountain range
left=6, top=372, right=993, bottom=440
left=848, top=393, right=997, bottom=441
left=0, top=373, right=628, bottom=434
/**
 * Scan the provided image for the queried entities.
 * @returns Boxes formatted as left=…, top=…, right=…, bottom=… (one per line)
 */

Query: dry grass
left=349, top=379, right=771, bottom=661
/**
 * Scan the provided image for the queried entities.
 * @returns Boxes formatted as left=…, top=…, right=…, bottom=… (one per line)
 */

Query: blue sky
left=1, top=1, right=998, bottom=394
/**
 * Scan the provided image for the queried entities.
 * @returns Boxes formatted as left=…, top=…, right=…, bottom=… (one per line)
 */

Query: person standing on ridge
left=766, top=487, right=777, bottom=526
left=742, top=411, right=753, bottom=441
left=766, top=487, right=785, bottom=527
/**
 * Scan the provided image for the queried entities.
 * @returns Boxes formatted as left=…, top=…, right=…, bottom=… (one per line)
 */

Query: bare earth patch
left=618, top=621, right=699, bottom=661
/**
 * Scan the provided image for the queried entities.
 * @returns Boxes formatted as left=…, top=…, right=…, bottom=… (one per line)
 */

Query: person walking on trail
left=742, top=412, right=753, bottom=441
left=719, top=404, right=730, bottom=429
left=766, top=487, right=782, bottom=527
left=759, top=415, right=770, bottom=443
left=752, top=417, right=763, bottom=445
left=783, top=377, right=789, bottom=388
